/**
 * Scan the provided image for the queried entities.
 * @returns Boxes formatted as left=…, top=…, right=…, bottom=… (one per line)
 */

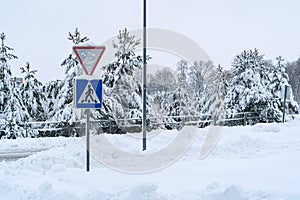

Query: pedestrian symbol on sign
left=75, top=79, right=102, bottom=108
left=83, top=85, right=94, bottom=103
left=78, top=81, right=101, bottom=104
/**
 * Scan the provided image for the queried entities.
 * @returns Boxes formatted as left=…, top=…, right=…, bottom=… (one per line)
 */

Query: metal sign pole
left=142, top=0, right=147, bottom=151
left=282, top=85, right=288, bottom=123
left=86, top=109, right=90, bottom=172
left=73, top=45, right=105, bottom=172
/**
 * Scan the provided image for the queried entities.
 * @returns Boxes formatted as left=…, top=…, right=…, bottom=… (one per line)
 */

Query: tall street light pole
left=142, top=0, right=147, bottom=151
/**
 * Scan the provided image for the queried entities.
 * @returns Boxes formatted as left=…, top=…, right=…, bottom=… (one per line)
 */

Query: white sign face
left=73, top=46, right=105, bottom=75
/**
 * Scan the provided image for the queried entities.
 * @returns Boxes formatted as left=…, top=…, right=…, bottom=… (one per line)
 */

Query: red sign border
left=73, top=46, right=106, bottom=75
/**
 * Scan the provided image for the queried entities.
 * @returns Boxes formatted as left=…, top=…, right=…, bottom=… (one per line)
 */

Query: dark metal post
left=282, top=85, right=288, bottom=123
left=25, top=122, right=28, bottom=137
left=142, top=0, right=147, bottom=151
left=109, top=119, right=112, bottom=134
left=86, top=109, right=90, bottom=171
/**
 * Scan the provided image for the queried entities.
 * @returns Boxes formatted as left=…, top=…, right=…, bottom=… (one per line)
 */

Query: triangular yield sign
left=73, top=46, right=105, bottom=75
left=78, top=81, right=101, bottom=104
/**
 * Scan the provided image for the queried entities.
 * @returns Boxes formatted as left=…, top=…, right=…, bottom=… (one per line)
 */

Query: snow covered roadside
left=0, top=117, right=300, bottom=200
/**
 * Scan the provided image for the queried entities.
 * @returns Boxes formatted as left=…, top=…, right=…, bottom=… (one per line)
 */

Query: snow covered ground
left=0, top=116, right=300, bottom=200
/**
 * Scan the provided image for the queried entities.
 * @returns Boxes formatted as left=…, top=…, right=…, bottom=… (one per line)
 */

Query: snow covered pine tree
left=225, top=49, right=298, bottom=125
left=225, top=49, right=272, bottom=125
left=99, top=28, right=150, bottom=133
left=161, top=60, right=194, bottom=129
left=52, top=28, right=89, bottom=136
left=0, top=33, right=32, bottom=138
left=20, top=62, right=47, bottom=122
left=268, top=56, right=298, bottom=121
left=5, top=77, right=30, bottom=138
left=0, top=33, right=17, bottom=112
left=192, top=61, right=226, bottom=127
left=287, top=57, right=300, bottom=104
left=43, top=80, right=62, bottom=120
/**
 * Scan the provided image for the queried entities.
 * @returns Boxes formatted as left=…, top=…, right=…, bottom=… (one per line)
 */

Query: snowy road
left=0, top=152, right=33, bottom=161
left=0, top=149, right=48, bottom=161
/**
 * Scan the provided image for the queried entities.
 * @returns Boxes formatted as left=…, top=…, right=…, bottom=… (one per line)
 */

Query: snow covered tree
left=177, top=60, right=188, bottom=79
left=147, top=67, right=177, bottom=94
left=53, top=28, right=89, bottom=123
left=0, top=33, right=17, bottom=112
left=20, top=62, right=47, bottom=121
left=188, top=62, right=205, bottom=97
left=194, top=61, right=226, bottom=126
left=287, top=58, right=300, bottom=104
left=225, top=49, right=270, bottom=123
left=162, top=87, right=194, bottom=129
left=43, top=80, right=62, bottom=119
left=225, top=49, right=295, bottom=124
left=147, top=67, right=177, bottom=124
left=0, top=33, right=27, bottom=138
left=161, top=60, right=194, bottom=128
left=268, top=57, right=286, bottom=94
left=176, top=60, right=190, bottom=92
left=153, top=60, right=225, bottom=129
left=100, top=28, right=150, bottom=132
left=4, top=78, right=31, bottom=138
left=268, top=56, right=298, bottom=119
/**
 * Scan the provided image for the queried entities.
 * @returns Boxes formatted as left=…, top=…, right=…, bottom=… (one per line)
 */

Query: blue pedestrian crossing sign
left=75, top=79, right=102, bottom=109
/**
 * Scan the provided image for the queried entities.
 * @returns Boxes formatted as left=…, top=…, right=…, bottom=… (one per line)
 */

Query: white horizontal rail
left=0, top=113, right=297, bottom=135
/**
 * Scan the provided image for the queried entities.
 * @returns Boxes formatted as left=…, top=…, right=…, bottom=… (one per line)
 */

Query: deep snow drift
left=0, top=116, right=300, bottom=200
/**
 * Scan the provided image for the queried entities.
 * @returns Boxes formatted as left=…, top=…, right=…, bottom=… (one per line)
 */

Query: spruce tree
left=268, top=56, right=298, bottom=120
left=164, top=60, right=193, bottom=128
left=4, top=78, right=30, bottom=138
left=0, top=33, right=17, bottom=112
left=43, top=80, right=62, bottom=119
left=188, top=61, right=205, bottom=97
left=195, top=61, right=225, bottom=126
left=53, top=28, right=89, bottom=123
left=0, top=33, right=27, bottom=138
left=100, top=28, right=150, bottom=132
left=287, top=58, right=300, bottom=103
left=20, top=62, right=47, bottom=121
left=225, top=49, right=288, bottom=124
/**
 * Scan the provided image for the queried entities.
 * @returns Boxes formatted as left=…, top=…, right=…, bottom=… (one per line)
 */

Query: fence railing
left=0, top=112, right=297, bottom=138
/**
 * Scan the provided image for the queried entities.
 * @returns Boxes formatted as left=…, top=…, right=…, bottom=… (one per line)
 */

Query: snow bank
left=252, top=122, right=281, bottom=133
left=0, top=180, right=269, bottom=200
left=0, top=137, right=105, bottom=173
left=0, top=117, right=300, bottom=199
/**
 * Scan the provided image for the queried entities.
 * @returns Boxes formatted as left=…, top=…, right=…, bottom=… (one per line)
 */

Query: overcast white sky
left=1, top=0, right=300, bottom=82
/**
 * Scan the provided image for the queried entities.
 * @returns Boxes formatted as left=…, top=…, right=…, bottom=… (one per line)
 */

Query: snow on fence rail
left=0, top=112, right=297, bottom=138
left=98, top=112, right=296, bottom=131
left=0, top=121, right=76, bottom=138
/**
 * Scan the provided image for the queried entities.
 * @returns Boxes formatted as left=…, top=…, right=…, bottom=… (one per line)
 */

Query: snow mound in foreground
left=0, top=117, right=300, bottom=199
left=252, top=122, right=281, bottom=133
left=0, top=137, right=103, bottom=173
left=0, top=180, right=266, bottom=200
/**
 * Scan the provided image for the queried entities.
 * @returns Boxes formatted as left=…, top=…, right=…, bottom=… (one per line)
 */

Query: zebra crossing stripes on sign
left=75, top=79, right=102, bottom=109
